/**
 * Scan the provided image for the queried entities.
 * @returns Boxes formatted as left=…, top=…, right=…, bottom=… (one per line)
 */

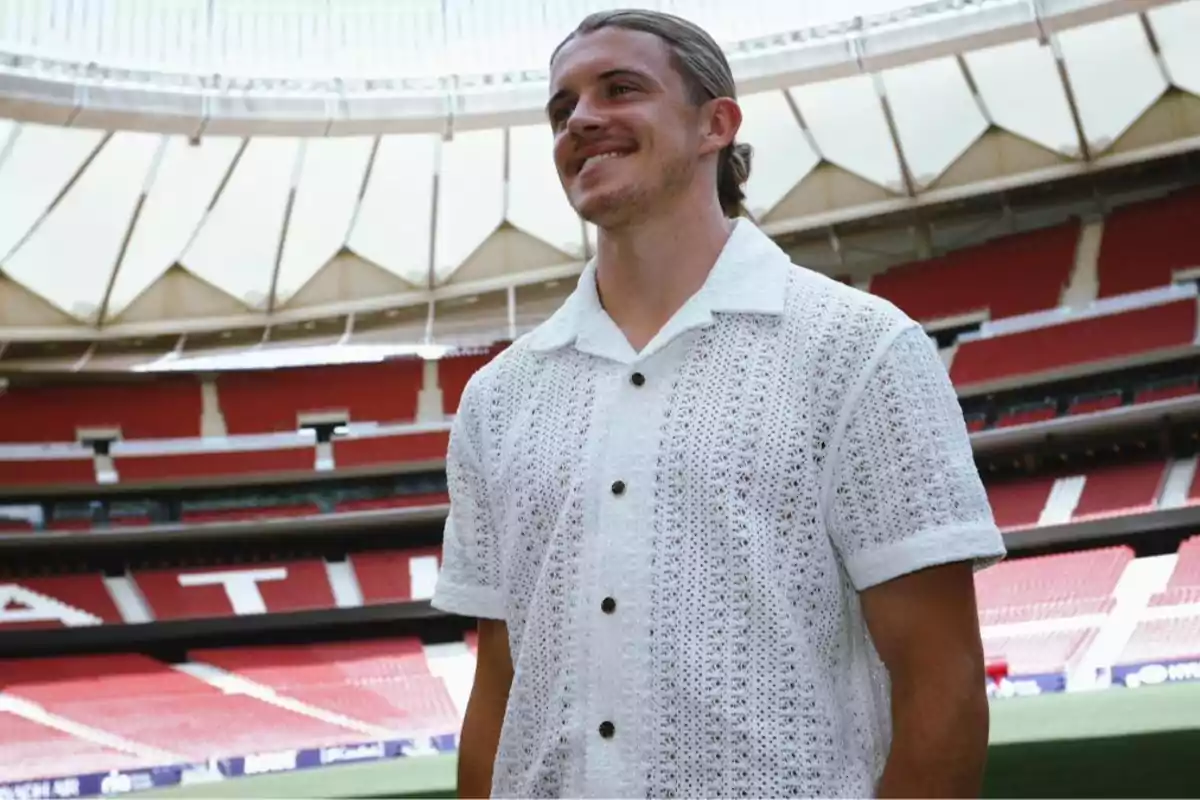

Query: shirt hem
left=844, top=522, right=1007, bottom=590
left=430, top=579, right=506, bottom=620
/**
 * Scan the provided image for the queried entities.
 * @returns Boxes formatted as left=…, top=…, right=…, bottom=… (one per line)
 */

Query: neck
left=594, top=193, right=733, bottom=351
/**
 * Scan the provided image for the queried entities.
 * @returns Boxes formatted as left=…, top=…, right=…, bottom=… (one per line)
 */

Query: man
left=432, top=9, right=1006, bottom=799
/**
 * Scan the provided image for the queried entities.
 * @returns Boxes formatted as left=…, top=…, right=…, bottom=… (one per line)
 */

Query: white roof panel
left=964, top=39, right=1080, bottom=156
left=1057, top=15, right=1168, bottom=152
left=0, top=125, right=105, bottom=261
left=882, top=57, right=989, bottom=189
left=108, top=136, right=243, bottom=318
left=346, top=134, right=437, bottom=287
left=276, top=136, right=375, bottom=306
left=791, top=75, right=906, bottom=194
left=180, top=136, right=301, bottom=308
left=4, top=131, right=160, bottom=320
left=1149, top=0, right=1200, bottom=96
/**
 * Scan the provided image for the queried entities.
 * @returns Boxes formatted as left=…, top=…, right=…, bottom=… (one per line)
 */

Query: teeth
left=583, top=152, right=625, bottom=169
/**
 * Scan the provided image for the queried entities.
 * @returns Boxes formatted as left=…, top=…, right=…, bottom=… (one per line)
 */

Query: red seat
left=190, top=640, right=459, bottom=738
left=179, top=503, right=321, bottom=524
left=1067, top=391, right=1124, bottom=416
left=0, top=457, right=94, bottom=487
left=870, top=223, right=1078, bottom=323
left=0, top=378, right=202, bottom=443
left=0, top=711, right=159, bottom=783
left=133, top=559, right=334, bottom=621
left=1097, top=187, right=1200, bottom=298
left=438, top=344, right=507, bottom=415
left=985, top=476, right=1055, bottom=530
left=995, top=404, right=1057, bottom=429
left=1073, top=461, right=1165, bottom=521
left=950, top=300, right=1197, bottom=386
left=350, top=547, right=443, bottom=605
left=0, top=654, right=366, bottom=760
left=114, top=446, right=314, bottom=483
left=0, top=574, right=124, bottom=631
left=335, top=493, right=450, bottom=512
left=332, top=431, right=449, bottom=469
left=216, top=360, right=423, bottom=434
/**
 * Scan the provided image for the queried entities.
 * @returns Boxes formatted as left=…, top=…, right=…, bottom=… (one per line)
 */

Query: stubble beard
left=575, top=151, right=696, bottom=232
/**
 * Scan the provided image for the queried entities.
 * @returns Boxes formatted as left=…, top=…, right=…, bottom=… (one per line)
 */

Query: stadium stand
left=334, top=493, right=449, bottom=512
left=1067, top=390, right=1124, bottom=416
left=189, top=639, right=460, bottom=737
left=868, top=223, right=1078, bottom=324
left=1097, top=187, right=1200, bottom=299
left=0, top=574, right=124, bottom=631
left=134, top=560, right=335, bottom=621
left=113, top=446, right=316, bottom=483
left=985, top=477, right=1056, bottom=531
left=350, top=548, right=442, bottom=605
left=0, top=456, right=95, bottom=488
left=0, top=712, right=159, bottom=784
left=437, top=345, right=507, bottom=416
left=0, top=379, right=203, bottom=443
left=983, top=629, right=1099, bottom=679
left=978, top=548, right=1133, bottom=680
left=332, top=431, right=450, bottom=469
left=995, top=401, right=1058, bottom=429
left=0, top=655, right=370, bottom=759
left=215, top=361, right=425, bottom=434
left=1114, top=538, right=1200, bottom=675
left=1071, top=461, right=1166, bottom=521
left=1149, top=536, right=1200, bottom=607
left=179, top=503, right=322, bottom=524
left=949, top=299, right=1198, bottom=387
left=975, top=547, right=1132, bottom=627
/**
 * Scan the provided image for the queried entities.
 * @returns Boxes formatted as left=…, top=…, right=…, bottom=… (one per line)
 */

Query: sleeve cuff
left=431, top=577, right=506, bottom=620
left=843, top=521, right=1007, bottom=591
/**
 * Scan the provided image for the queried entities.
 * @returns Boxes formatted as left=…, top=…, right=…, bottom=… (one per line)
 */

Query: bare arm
left=861, top=560, right=991, bottom=798
left=458, top=619, right=514, bottom=799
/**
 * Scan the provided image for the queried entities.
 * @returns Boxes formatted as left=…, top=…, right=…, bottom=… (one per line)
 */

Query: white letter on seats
left=177, top=568, right=288, bottom=615
left=0, top=584, right=103, bottom=627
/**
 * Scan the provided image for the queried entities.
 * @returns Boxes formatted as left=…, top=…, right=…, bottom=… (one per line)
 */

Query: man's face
left=547, top=27, right=703, bottom=228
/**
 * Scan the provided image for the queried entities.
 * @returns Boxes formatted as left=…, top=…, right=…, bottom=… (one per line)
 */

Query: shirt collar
left=526, top=219, right=793, bottom=358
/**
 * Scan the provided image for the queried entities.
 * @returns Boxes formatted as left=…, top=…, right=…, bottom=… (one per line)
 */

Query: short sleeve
left=825, top=323, right=1006, bottom=591
left=430, top=377, right=506, bottom=620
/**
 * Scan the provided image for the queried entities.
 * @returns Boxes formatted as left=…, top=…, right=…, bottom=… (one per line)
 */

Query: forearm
left=876, top=678, right=990, bottom=798
left=457, top=704, right=503, bottom=799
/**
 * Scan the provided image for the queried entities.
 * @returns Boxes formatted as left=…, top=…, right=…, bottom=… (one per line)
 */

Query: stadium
left=0, top=0, right=1199, bottom=796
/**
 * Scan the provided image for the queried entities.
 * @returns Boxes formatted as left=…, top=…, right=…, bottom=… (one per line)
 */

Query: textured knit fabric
left=432, top=219, right=1006, bottom=799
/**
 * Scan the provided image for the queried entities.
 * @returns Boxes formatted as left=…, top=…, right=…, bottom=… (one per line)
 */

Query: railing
left=0, top=0, right=998, bottom=80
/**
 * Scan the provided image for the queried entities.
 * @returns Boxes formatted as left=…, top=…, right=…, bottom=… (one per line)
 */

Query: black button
left=601, top=596, right=616, bottom=614
left=599, top=720, right=615, bottom=739
left=630, top=372, right=645, bottom=387
left=611, top=480, right=626, bottom=496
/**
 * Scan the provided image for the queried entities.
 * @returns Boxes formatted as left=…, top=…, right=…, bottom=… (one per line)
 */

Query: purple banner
left=986, top=670, right=1066, bottom=698
left=1112, top=657, right=1200, bottom=688
left=0, top=734, right=459, bottom=800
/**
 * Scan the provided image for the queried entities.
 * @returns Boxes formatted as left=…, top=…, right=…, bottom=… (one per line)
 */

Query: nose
left=565, top=95, right=604, bottom=136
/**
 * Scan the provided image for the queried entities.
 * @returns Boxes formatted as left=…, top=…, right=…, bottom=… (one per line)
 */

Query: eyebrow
left=545, top=68, right=653, bottom=118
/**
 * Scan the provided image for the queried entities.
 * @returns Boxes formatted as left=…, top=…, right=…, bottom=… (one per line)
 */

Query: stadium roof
left=0, top=0, right=1197, bottom=361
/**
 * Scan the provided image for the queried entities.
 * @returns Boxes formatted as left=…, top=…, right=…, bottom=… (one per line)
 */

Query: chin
left=571, top=184, right=643, bottom=228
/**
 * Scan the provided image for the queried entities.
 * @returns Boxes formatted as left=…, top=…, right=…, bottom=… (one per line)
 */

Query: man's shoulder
left=454, top=334, right=548, bottom=414
left=781, top=263, right=918, bottom=350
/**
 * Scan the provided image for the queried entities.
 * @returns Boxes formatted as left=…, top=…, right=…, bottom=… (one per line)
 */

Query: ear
left=698, top=97, right=742, bottom=157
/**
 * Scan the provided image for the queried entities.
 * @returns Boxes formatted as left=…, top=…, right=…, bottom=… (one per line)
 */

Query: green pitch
left=136, top=683, right=1200, bottom=799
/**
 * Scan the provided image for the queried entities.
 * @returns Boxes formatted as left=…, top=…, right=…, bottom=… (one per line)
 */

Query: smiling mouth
left=577, top=150, right=632, bottom=175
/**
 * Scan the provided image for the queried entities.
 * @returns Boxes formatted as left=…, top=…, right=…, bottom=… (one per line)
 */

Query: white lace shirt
left=432, top=219, right=1006, bottom=799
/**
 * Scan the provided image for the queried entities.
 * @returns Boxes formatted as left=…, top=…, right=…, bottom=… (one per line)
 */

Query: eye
left=549, top=105, right=572, bottom=131
left=609, top=83, right=636, bottom=97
